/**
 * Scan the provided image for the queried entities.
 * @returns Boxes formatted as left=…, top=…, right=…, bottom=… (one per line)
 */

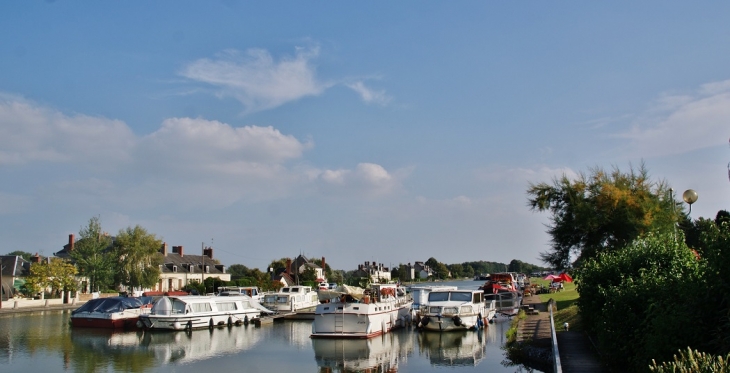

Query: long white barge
left=138, top=295, right=273, bottom=330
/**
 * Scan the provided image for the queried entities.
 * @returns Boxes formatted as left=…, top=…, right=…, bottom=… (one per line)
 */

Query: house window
left=172, top=266, right=177, bottom=272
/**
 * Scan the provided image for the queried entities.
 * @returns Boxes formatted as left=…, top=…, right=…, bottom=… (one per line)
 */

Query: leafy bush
left=577, top=232, right=707, bottom=371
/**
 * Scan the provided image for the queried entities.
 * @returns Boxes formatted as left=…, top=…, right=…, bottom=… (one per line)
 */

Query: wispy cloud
left=180, top=46, right=331, bottom=113
left=617, top=79, right=730, bottom=158
left=345, top=81, right=392, bottom=105
left=315, top=162, right=402, bottom=198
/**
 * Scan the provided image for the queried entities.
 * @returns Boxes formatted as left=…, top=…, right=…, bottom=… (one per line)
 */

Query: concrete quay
left=0, top=298, right=83, bottom=314
left=516, top=294, right=606, bottom=373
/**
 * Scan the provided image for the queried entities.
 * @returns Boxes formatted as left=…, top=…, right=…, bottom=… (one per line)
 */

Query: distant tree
left=425, top=257, right=440, bottom=269
left=114, top=225, right=162, bottom=292
left=227, top=264, right=250, bottom=279
left=24, top=258, right=77, bottom=298
left=448, top=263, right=464, bottom=278
left=300, top=267, right=316, bottom=283
left=71, top=216, right=116, bottom=292
left=329, top=270, right=345, bottom=285
left=461, top=264, right=475, bottom=278
left=6, top=251, right=33, bottom=261
left=527, top=163, right=678, bottom=269
left=433, top=262, right=450, bottom=279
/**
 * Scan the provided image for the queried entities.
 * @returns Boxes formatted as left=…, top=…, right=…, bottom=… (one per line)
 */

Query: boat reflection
left=312, top=331, right=413, bottom=373
left=70, top=324, right=263, bottom=365
left=417, top=329, right=487, bottom=366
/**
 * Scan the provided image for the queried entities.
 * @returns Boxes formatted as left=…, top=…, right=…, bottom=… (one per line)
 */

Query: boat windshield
left=428, top=292, right=450, bottom=302
left=450, top=292, right=472, bottom=302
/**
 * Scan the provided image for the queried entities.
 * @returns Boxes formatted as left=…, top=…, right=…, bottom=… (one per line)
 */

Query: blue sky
left=1, top=2, right=729, bottom=272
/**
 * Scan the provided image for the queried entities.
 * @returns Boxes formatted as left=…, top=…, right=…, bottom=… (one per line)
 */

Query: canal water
left=0, top=280, right=538, bottom=373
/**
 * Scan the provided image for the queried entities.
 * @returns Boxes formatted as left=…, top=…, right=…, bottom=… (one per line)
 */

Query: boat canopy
left=72, top=296, right=152, bottom=314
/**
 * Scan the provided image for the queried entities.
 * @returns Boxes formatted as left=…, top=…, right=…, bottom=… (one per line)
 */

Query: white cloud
left=316, top=162, right=402, bottom=198
left=180, top=47, right=330, bottom=113
left=617, top=79, right=730, bottom=158
left=345, top=81, right=391, bottom=105
left=0, top=95, right=134, bottom=167
left=137, top=117, right=310, bottom=174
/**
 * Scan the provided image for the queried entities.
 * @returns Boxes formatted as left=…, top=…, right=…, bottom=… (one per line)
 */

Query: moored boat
left=137, top=295, right=273, bottom=330
left=479, top=272, right=522, bottom=316
left=70, top=296, right=154, bottom=329
left=408, top=285, right=458, bottom=322
left=416, top=289, right=490, bottom=331
left=262, top=285, right=319, bottom=313
left=217, top=286, right=263, bottom=303
left=311, top=284, right=413, bottom=339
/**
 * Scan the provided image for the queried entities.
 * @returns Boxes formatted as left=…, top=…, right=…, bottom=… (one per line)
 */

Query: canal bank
left=513, top=293, right=606, bottom=373
left=0, top=298, right=83, bottom=314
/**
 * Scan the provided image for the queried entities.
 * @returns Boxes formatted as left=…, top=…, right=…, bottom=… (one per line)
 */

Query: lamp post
left=682, top=189, right=698, bottom=215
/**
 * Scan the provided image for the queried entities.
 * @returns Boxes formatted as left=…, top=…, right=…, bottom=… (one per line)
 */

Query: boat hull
left=138, top=295, right=267, bottom=331
left=70, top=312, right=142, bottom=329
left=311, top=300, right=413, bottom=339
left=139, top=310, right=260, bottom=330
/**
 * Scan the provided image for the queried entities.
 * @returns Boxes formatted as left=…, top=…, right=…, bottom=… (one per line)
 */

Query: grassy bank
left=530, top=278, right=582, bottom=331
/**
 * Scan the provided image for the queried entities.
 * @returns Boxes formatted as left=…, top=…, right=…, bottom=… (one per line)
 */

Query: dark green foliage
left=578, top=232, right=705, bottom=371
left=71, top=216, right=116, bottom=292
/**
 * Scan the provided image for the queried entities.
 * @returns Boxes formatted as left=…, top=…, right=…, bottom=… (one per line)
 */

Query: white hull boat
left=311, top=284, right=413, bottom=339
left=262, top=285, right=319, bottom=313
left=138, top=295, right=272, bottom=330
left=417, top=289, right=490, bottom=331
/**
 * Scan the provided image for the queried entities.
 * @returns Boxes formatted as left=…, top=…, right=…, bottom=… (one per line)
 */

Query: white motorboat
left=262, top=285, right=319, bottom=313
left=138, top=295, right=273, bottom=330
left=217, top=286, right=263, bottom=303
left=311, top=284, right=413, bottom=339
left=416, top=289, right=491, bottom=331
left=408, top=285, right=458, bottom=321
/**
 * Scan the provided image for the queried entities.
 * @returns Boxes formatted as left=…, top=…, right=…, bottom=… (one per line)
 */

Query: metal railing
left=548, top=298, right=563, bottom=373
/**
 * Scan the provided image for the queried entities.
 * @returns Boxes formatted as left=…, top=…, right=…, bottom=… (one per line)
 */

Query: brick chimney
left=321, top=257, right=326, bottom=271
left=31, top=253, right=41, bottom=263
left=68, top=234, right=75, bottom=252
left=160, top=242, right=168, bottom=256
left=203, top=247, right=213, bottom=259
left=172, top=245, right=184, bottom=257
left=286, top=258, right=292, bottom=275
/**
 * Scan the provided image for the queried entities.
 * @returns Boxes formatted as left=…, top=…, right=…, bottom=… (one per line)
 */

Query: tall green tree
left=114, top=225, right=162, bottom=292
left=70, top=216, right=116, bottom=292
left=527, top=163, right=678, bottom=269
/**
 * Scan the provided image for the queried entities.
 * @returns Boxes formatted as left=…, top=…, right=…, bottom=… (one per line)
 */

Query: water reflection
left=417, top=330, right=486, bottom=366
left=1, top=282, right=535, bottom=372
left=312, top=331, right=414, bottom=373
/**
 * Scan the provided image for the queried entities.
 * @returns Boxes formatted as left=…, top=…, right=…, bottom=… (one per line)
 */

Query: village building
left=353, top=261, right=392, bottom=283
left=0, top=255, right=32, bottom=300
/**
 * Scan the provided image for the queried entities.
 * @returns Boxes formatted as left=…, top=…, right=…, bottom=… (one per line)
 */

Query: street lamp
left=682, top=189, right=698, bottom=215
